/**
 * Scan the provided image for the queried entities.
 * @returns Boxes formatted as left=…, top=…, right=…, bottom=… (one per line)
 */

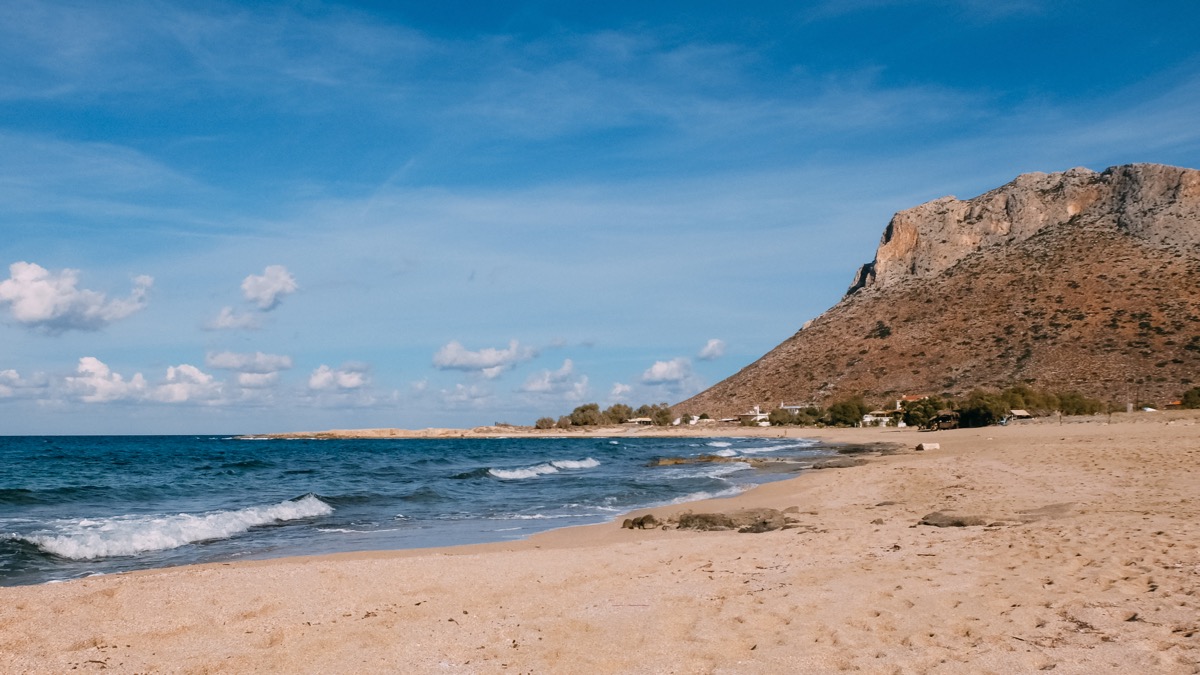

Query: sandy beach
left=3, top=412, right=1198, bottom=673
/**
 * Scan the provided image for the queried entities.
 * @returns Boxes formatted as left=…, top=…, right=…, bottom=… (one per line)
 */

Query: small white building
left=778, top=401, right=815, bottom=414
left=862, top=410, right=897, bottom=426
left=737, top=405, right=770, bottom=426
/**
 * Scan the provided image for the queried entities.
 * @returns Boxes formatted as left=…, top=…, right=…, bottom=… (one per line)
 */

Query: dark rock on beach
left=676, top=508, right=792, bottom=533
left=621, top=514, right=660, bottom=529
left=919, top=511, right=989, bottom=527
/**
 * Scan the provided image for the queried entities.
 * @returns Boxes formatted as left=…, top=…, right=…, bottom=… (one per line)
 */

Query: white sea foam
left=18, top=495, right=333, bottom=560
left=551, top=457, right=600, bottom=470
left=711, top=448, right=738, bottom=457
left=317, top=526, right=403, bottom=534
left=737, top=440, right=819, bottom=454
left=668, top=462, right=752, bottom=480
left=668, top=486, right=744, bottom=504
left=489, top=457, right=599, bottom=479
left=495, top=513, right=581, bottom=520
left=706, top=441, right=732, bottom=448
left=489, top=464, right=559, bottom=480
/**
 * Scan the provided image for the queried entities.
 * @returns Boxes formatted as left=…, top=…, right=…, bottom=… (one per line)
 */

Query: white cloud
left=697, top=338, right=726, bottom=361
left=206, top=351, right=293, bottom=374
left=442, top=382, right=492, bottom=407
left=641, top=357, right=693, bottom=384
left=236, top=372, right=279, bottom=388
left=66, top=357, right=148, bottom=403
left=432, top=339, right=535, bottom=379
left=67, top=358, right=230, bottom=404
left=609, top=382, right=632, bottom=400
left=411, top=378, right=429, bottom=393
left=241, top=265, right=297, bottom=311
left=0, top=369, right=27, bottom=398
left=151, top=364, right=222, bottom=403
left=207, top=306, right=260, bottom=330
left=520, top=359, right=588, bottom=401
left=308, top=364, right=368, bottom=391
left=0, top=262, right=151, bottom=333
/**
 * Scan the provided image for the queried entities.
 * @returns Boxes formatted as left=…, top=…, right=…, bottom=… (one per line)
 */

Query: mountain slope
left=679, top=164, right=1200, bottom=417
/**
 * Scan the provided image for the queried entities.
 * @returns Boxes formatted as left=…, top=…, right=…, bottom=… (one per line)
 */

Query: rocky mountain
left=679, top=163, right=1200, bottom=417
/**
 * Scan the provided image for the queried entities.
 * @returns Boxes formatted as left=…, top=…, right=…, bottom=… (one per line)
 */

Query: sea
left=0, top=434, right=837, bottom=587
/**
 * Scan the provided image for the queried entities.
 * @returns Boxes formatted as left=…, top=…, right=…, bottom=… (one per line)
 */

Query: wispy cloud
left=0, top=2, right=434, bottom=101
left=206, top=351, right=293, bottom=374
left=441, top=382, right=492, bottom=408
left=206, top=307, right=259, bottom=331
left=802, top=0, right=1043, bottom=23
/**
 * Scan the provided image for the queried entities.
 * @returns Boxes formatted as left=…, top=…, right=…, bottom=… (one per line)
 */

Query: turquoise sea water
left=0, top=434, right=835, bottom=586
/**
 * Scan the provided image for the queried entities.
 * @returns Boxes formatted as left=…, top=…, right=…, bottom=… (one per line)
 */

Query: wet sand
left=2, top=412, right=1198, bottom=673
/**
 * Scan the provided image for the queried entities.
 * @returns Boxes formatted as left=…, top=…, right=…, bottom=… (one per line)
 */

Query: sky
left=2, top=0, right=1199, bottom=434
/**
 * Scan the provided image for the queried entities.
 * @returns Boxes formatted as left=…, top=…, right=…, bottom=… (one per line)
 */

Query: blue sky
left=2, top=0, right=1199, bottom=434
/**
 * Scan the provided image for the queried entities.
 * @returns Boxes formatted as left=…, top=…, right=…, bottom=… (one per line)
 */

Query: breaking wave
left=488, top=457, right=601, bottom=480
left=10, top=494, right=333, bottom=560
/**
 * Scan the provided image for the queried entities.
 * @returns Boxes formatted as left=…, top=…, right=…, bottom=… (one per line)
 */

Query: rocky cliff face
left=679, top=163, right=1200, bottom=417
left=848, top=164, right=1200, bottom=295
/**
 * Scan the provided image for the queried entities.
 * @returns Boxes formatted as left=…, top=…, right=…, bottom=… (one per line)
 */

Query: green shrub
left=1181, top=386, right=1200, bottom=409
left=768, top=408, right=798, bottom=426
left=958, top=390, right=1008, bottom=428
left=901, top=397, right=943, bottom=428
left=604, top=403, right=633, bottom=424
left=569, top=403, right=604, bottom=426
left=827, top=396, right=868, bottom=427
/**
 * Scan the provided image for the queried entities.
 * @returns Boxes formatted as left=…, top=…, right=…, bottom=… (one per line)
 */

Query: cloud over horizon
left=520, top=358, right=588, bottom=401
left=433, top=340, right=536, bottom=379
left=0, top=262, right=152, bottom=333
left=308, top=364, right=369, bottom=391
left=641, top=357, right=693, bottom=385
left=66, top=357, right=148, bottom=403
left=152, top=364, right=222, bottom=403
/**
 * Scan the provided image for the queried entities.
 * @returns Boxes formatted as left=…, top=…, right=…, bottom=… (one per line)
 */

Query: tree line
left=534, top=402, right=676, bottom=429
left=754, top=385, right=1110, bottom=430
left=533, top=383, right=1198, bottom=431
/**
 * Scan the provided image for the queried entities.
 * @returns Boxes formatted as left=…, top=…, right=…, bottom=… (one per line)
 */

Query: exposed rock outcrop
left=850, top=164, right=1200, bottom=295
left=678, top=163, right=1200, bottom=417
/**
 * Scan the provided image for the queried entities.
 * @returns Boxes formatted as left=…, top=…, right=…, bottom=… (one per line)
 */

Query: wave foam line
left=489, top=457, right=600, bottom=480
left=736, top=440, right=820, bottom=454
left=14, top=494, right=333, bottom=560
